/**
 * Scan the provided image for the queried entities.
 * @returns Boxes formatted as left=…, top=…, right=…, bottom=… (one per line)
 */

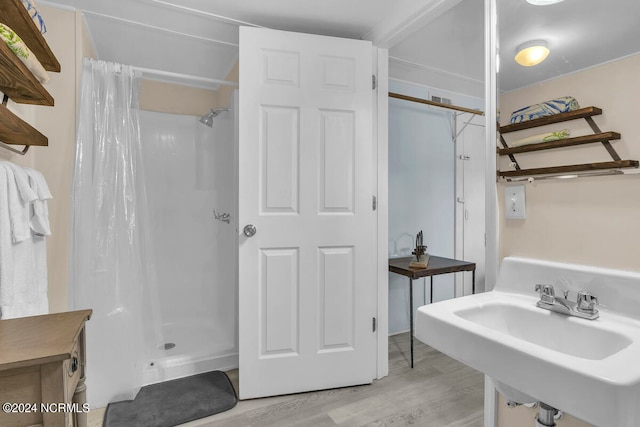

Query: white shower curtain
left=69, top=58, right=162, bottom=407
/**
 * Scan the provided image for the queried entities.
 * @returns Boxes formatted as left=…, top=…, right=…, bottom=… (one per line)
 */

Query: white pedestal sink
left=415, top=257, right=640, bottom=427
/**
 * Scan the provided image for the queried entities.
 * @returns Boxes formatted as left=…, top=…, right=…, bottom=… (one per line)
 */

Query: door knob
left=243, top=224, right=257, bottom=237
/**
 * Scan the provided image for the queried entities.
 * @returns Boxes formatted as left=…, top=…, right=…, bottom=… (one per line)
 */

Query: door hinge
left=372, top=74, right=377, bottom=90
left=372, top=317, right=377, bottom=332
left=372, top=195, right=377, bottom=211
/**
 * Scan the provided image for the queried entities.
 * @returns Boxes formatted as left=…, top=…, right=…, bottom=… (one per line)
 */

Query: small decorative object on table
left=409, top=231, right=429, bottom=268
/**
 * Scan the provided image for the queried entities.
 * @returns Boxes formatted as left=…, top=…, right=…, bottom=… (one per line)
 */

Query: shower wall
left=139, top=110, right=238, bottom=383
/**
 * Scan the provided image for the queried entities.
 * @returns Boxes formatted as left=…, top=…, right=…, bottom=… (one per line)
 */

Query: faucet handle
left=535, top=284, right=555, bottom=304
left=577, top=290, right=598, bottom=314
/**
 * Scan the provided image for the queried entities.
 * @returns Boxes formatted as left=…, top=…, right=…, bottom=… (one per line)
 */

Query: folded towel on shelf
left=511, top=129, right=570, bottom=147
left=509, top=96, right=580, bottom=124
left=0, top=22, right=49, bottom=83
left=21, top=0, right=47, bottom=34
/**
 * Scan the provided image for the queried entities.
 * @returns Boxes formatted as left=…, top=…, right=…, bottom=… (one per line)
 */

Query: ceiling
left=43, top=0, right=640, bottom=94
left=497, top=0, right=640, bottom=92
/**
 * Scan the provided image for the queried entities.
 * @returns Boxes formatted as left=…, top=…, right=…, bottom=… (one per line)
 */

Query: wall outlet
left=505, top=185, right=526, bottom=219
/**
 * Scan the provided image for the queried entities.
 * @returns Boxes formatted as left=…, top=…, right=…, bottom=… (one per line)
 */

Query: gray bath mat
left=104, top=370, right=237, bottom=427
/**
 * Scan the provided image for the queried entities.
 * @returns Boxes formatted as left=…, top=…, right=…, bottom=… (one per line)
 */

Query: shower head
left=199, top=107, right=231, bottom=127
left=199, top=112, right=214, bottom=127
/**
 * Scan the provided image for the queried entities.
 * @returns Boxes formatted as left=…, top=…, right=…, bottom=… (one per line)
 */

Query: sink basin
left=455, top=302, right=632, bottom=360
left=415, top=257, right=640, bottom=427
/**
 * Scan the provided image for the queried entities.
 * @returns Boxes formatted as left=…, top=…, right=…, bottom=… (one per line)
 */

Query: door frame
left=483, top=0, right=499, bottom=425
left=374, top=47, right=389, bottom=379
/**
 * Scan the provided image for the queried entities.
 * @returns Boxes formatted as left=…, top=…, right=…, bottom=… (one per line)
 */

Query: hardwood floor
left=181, top=333, right=484, bottom=427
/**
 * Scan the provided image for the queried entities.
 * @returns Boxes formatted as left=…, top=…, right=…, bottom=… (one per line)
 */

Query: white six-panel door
left=238, top=27, right=377, bottom=399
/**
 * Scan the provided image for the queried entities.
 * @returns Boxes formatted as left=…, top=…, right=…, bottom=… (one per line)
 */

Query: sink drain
left=162, top=342, right=176, bottom=350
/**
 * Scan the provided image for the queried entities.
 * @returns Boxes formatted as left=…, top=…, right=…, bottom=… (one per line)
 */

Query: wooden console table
left=389, top=256, right=476, bottom=368
left=0, top=309, right=92, bottom=427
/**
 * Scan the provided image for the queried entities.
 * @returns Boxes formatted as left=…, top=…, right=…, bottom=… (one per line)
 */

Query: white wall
left=388, top=79, right=483, bottom=334
left=499, top=53, right=640, bottom=271
left=389, top=58, right=484, bottom=99
left=496, top=52, right=640, bottom=427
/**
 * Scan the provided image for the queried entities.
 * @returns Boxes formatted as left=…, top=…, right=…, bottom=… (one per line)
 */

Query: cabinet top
left=0, top=309, right=92, bottom=370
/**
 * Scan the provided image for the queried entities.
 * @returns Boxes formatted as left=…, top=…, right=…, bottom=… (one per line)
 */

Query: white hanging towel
left=0, top=164, right=15, bottom=307
left=0, top=161, right=50, bottom=319
left=25, top=168, right=52, bottom=236
left=0, top=162, right=36, bottom=309
left=5, top=162, right=36, bottom=242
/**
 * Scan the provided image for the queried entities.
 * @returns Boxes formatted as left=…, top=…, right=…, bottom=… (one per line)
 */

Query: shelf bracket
left=584, top=116, right=621, bottom=161
left=499, top=133, right=521, bottom=170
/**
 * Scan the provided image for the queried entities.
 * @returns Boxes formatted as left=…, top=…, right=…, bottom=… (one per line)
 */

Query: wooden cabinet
left=498, top=106, right=639, bottom=179
left=0, top=0, right=60, bottom=152
left=0, top=310, right=92, bottom=427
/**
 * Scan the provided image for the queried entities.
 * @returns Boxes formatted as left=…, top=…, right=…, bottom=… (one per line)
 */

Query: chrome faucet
left=534, top=284, right=599, bottom=320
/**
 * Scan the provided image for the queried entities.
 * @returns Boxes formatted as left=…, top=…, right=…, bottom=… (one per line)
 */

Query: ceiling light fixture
left=514, top=40, right=549, bottom=66
left=526, top=0, right=566, bottom=5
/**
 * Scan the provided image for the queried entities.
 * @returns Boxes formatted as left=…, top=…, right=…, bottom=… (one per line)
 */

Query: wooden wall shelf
left=499, top=160, right=639, bottom=178
left=498, top=132, right=621, bottom=156
left=498, top=106, right=638, bottom=179
left=0, top=0, right=60, bottom=72
left=499, top=107, right=602, bottom=134
left=0, top=40, right=54, bottom=106
left=0, top=104, right=47, bottom=146
left=0, top=0, right=59, bottom=154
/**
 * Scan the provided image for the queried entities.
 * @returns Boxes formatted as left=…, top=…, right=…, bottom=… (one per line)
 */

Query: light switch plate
left=505, top=185, right=526, bottom=219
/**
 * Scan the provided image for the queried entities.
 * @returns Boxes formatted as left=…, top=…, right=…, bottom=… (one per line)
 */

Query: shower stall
left=71, top=59, right=239, bottom=408
left=139, top=104, right=239, bottom=385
